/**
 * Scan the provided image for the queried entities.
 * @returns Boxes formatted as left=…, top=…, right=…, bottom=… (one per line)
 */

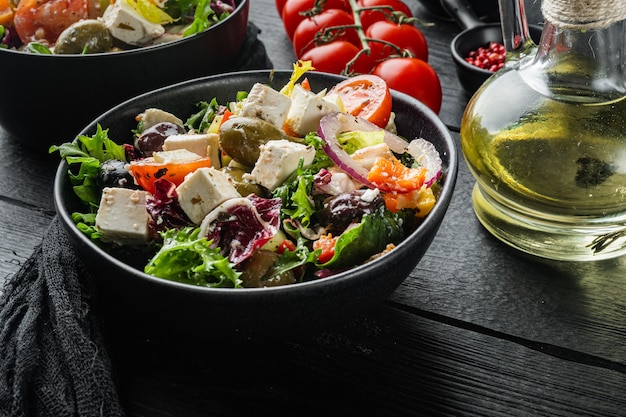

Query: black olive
left=97, top=159, right=139, bottom=190
left=319, top=189, right=384, bottom=233
left=135, top=122, right=186, bottom=156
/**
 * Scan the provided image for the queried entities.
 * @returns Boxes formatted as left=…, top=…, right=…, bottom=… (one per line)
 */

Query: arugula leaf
left=272, top=132, right=333, bottom=228
left=318, top=206, right=406, bottom=269
left=0, top=26, right=6, bottom=49
left=50, top=124, right=127, bottom=208
left=185, top=98, right=220, bottom=132
left=27, top=42, right=53, bottom=54
left=145, top=227, right=243, bottom=288
left=265, top=235, right=318, bottom=283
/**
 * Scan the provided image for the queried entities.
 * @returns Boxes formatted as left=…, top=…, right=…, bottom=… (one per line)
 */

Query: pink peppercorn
left=465, top=42, right=506, bottom=72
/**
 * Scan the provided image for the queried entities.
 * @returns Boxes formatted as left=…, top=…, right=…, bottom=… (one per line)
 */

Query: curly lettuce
left=145, top=227, right=242, bottom=288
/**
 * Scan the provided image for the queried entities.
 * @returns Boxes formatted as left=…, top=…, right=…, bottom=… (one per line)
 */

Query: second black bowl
left=0, top=0, right=254, bottom=152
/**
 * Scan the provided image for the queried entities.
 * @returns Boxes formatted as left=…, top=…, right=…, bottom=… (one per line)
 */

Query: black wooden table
left=1, top=0, right=625, bottom=415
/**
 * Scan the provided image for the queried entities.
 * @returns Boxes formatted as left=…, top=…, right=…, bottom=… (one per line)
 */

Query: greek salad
left=0, top=0, right=234, bottom=53
left=51, top=61, right=443, bottom=288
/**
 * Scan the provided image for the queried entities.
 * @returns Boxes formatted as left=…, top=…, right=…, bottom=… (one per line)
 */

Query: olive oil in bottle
left=460, top=1, right=626, bottom=260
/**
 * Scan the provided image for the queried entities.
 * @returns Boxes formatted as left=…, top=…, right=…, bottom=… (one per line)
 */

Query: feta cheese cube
left=177, top=167, right=241, bottom=224
left=100, top=0, right=165, bottom=46
left=248, top=140, right=315, bottom=191
left=163, top=133, right=221, bottom=168
left=95, top=187, right=151, bottom=245
left=284, top=84, right=340, bottom=136
left=239, top=83, right=292, bottom=128
left=152, top=149, right=203, bottom=164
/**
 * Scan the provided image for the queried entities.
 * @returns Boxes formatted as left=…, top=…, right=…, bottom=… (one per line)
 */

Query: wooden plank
left=0, top=200, right=54, bottom=286
left=0, top=125, right=59, bottom=211
left=109, top=305, right=626, bottom=417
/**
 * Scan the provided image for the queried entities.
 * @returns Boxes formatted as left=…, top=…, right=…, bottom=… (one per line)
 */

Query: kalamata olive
left=135, top=122, right=186, bottom=156
left=221, top=165, right=267, bottom=197
left=97, top=159, right=139, bottom=190
left=219, top=117, right=303, bottom=167
left=319, top=189, right=384, bottom=233
left=54, top=20, right=113, bottom=54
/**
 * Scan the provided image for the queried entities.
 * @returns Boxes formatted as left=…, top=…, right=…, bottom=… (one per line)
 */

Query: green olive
left=54, top=20, right=113, bottom=55
left=221, top=165, right=267, bottom=197
left=219, top=116, right=303, bottom=167
left=239, top=250, right=296, bottom=288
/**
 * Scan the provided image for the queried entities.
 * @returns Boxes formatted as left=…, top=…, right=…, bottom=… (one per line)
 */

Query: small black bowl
left=0, top=0, right=250, bottom=152
left=450, top=23, right=543, bottom=93
left=53, top=70, right=459, bottom=340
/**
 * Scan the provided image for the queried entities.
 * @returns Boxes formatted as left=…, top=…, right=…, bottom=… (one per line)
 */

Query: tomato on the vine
left=357, top=0, right=413, bottom=29
left=365, top=20, right=428, bottom=62
left=275, top=0, right=288, bottom=15
left=328, top=74, right=392, bottom=128
left=281, top=0, right=350, bottom=40
left=372, top=57, right=442, bottom=114
left=292, top=8, right=360, bottom=58
left=301, top=41, right=372, bottom=75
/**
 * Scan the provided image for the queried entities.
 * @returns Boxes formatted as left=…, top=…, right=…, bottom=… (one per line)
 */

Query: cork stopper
left=542, top=0, right=626, bottom=29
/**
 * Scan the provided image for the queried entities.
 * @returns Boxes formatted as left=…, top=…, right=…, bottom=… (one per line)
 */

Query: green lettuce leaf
left=145, top=227, right=243, bottom=288
left=318, top=206, right=406, bottom=269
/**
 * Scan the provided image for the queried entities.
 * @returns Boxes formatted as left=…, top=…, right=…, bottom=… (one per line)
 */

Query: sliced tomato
left=128, top=157, right=212, bottom=194
left=13, top=0, right=89, bottom=44
left=277, top=239, right=297, bottom=254
left=328, top=74, right=392, bottom=128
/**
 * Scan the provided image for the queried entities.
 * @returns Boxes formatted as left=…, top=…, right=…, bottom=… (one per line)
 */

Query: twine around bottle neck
left=542, top=0, right=626, bottom=29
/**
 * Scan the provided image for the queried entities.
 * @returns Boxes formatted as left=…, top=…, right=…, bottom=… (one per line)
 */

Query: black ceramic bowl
left=0, top=0, right=249, bottom=152
left=54, top=70, right=458, bottom=339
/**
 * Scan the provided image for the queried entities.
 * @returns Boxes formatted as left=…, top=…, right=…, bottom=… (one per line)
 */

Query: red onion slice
left=317, top=112, right=442, bottom=188
left=406, top=138, right=443, bottom=186
left=318, top=112, right=376, bottom=187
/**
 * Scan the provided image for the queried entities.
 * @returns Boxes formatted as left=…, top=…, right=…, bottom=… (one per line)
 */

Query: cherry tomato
left=357, top=0, right=413, bottom=29
left=128, top=157, right=213, bottom=195
left=277, top=239, right=297, bottom=254
left=365, top=20, right=428, bottom=62
left=301, top=41, right=372, bottom=76
left=372, top=57, right=442, bottom=114
left=292, top=8, right=360, bottom=58
left=328, top=74, right=392, bottom=128
left=281, top=0, right=350, bottom=40
left=13, top=0, right=89, bottom=44
left=275, top=0, right=288, bottom=15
